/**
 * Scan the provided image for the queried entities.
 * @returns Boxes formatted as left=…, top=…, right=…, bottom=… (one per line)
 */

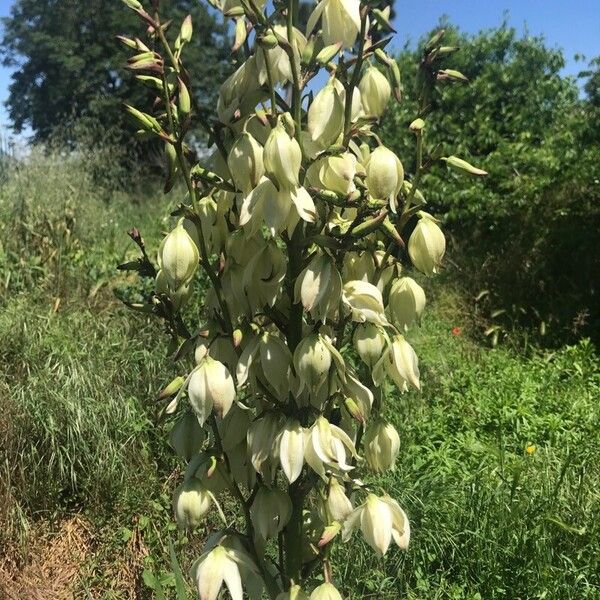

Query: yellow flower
left=526, top=444, right=536, bottom=455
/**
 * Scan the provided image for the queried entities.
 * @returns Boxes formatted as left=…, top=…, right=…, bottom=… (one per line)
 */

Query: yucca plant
left=118, top=0, right=486, bottom=597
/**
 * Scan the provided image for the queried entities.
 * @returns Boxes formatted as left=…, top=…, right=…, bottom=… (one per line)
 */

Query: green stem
left=343, top=12, right=368, bottom=144
left=287, top=0, right=302, bottom=147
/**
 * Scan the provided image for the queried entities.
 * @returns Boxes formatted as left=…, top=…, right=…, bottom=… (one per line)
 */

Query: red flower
left=451, top=327, right=462, bottom=336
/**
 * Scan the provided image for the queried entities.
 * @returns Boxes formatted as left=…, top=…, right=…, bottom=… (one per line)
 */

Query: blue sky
left=0, top=0, right=599, bottom=135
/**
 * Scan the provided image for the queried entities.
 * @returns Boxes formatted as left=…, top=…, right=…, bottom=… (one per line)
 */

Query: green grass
left=1, top=156, right=599, bottom=599
left=335, top=297, right=600, bottom=599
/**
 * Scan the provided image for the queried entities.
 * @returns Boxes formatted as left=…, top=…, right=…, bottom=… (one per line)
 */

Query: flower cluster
left=119, top=0, right=485, bottom=597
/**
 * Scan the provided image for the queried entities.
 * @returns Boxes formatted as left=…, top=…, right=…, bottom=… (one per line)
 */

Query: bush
left=382, top=24, right=600, bottom=345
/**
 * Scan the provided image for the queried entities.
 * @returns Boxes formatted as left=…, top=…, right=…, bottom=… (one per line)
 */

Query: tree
left=1, top=0, right=231, bottom=145
left=381, top=24, right=600, bottom=344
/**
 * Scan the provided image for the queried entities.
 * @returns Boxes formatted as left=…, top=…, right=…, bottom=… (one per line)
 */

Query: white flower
left=304, top=416, right=358, bottom=478
left=227, top=132, right=264, bottom=194
left=342, top=493, right=410, bottom=555
left=408, top=212, right=446, bottom=275
left=352, top=322, right=387, bottom=368
left=250, top=485, right=292, bottom=539
left=294, top=253, right=342, bottom=322
left=359, top=66, right=391, bottom=118
left=373, top=334, right=420, bottom=391
left=310, top=582, right=344, bottom=600
left=173, top=477, right=212, bottom=529
left=365, top=146, right=404, bottom=211
left=278, top=418, right=306, bottom=483
left=160, top=221, right=199, bottom=289
left=263, top=115, right=302, bottom=191
left=363, top=420, right=400, bottom=472
left=308, top=79, right=345, bottom=148
left=188, top=357, right=236, bottom=424
left=342, top=280, right=388, bottom=325
left=307, top=0, right=361, bottom=50
left=387, top=276, right=426, bottom=331
left=326, top=477, right=353, bottom=522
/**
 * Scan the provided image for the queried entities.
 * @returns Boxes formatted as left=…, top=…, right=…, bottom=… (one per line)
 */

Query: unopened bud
left=387, top=276, right=426, bottom=331
left=173, top=477, right=212, bottom=529
left=363, top=419, right=400, bottom=472
left=180, top=14, right=193, bottom=43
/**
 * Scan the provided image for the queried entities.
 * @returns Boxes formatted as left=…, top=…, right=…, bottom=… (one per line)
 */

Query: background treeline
left=381, top=24, right=600, bottom=346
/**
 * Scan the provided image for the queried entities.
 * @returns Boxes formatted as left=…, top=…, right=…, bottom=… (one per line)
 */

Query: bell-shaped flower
left=304, top=416, right=358, bottom=478
left=227, top=131, right=264, bottom=194
left=173, top=477, right=212, bottom=529
left=295, top=252, right=342, bottom=323
left=363, top=419, right=400, bottom=472
left=365, top=146, right=404, bottom=212
left=161, top=221, right=199, bottom=290
left=247, top=412, right=285, bottom=480
left=341, top=372, right=374, bottom=422
left=278, top=418, right=306, bottom=483
left=359, top=66, right=391, bottom=118
left=342, top=493, right=410, bottom=556
left=342, top=280, right=388, bottom=326
left=236, top=331, right=293, bottom=399
left=326, top=477, right=353, bottom=522
left=373, top=334, right=420, bottom=391
left=217, top=404, right=250, bottom=451
left=387, top=276, right=426, bottom=331
left=240, top=177, right=316, bottom=237
left=342, top=251, right=375, bottom=283
left=408, top=212, right=446, bottom=276
left=250, top=485, right=293, bottom=539
left=307, top=0, right=361, bottom=50
left=188, top=357, right=235, bottom=425
left=169, top=412, right=206, bottom=461
left=308, top=79, right=344, bottom=149
left=333, top=78, right=363, bottom=122
left=264, top=115, right=302, bottom=191
left=293, top=333, right=346, bottom=394
left=310, top=582, right=344, bottom=600
left=242, top=240, right=287, bottom=310
left=191, top=539, right=259, bottom=600
left=352, top=322, right=387, bottom=369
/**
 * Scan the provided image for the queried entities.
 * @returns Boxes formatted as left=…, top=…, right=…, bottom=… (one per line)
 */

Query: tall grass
left=0, top=154, right=598, bottom=598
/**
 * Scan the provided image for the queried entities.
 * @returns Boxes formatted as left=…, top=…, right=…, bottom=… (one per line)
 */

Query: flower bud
left=326, top=477, right=353, bottom=522
left=307, top=0, right=361, bottom=50
left=408, top=213, right=446, bottom=275
left=366, top=146, right=404, bottom=210
left=173, top=477, right=212, bottom=529
left=363, top=420, right=400, bottom=472
left=161, top=222, right=199, bottom=289
left=359, top=66, right=391, bottom=118
left=308, top=79, right=344, bottom=148
left=188, top=357, right=235, bottom=425
left=353, top=322, right=387, bottom=368
left=295, top=253, right=342, bottom=323
left=227, top=132, right=264, bottom=194
left=169, top=412, right=206, bottom=461
left=250, top=485, right=292, bottom=539
left=321, top=153, right=358, bottom=196
left=387, top=276, right=426, bottom=331
left=310, top=583, right=343, bottom=600
left=263, top=116, right=302, bottom=190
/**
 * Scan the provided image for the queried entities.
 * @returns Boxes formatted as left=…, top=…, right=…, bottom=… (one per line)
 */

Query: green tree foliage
left=381, top=24, right=600, bottom=344
left=1, top=0, right=231, bottom=144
